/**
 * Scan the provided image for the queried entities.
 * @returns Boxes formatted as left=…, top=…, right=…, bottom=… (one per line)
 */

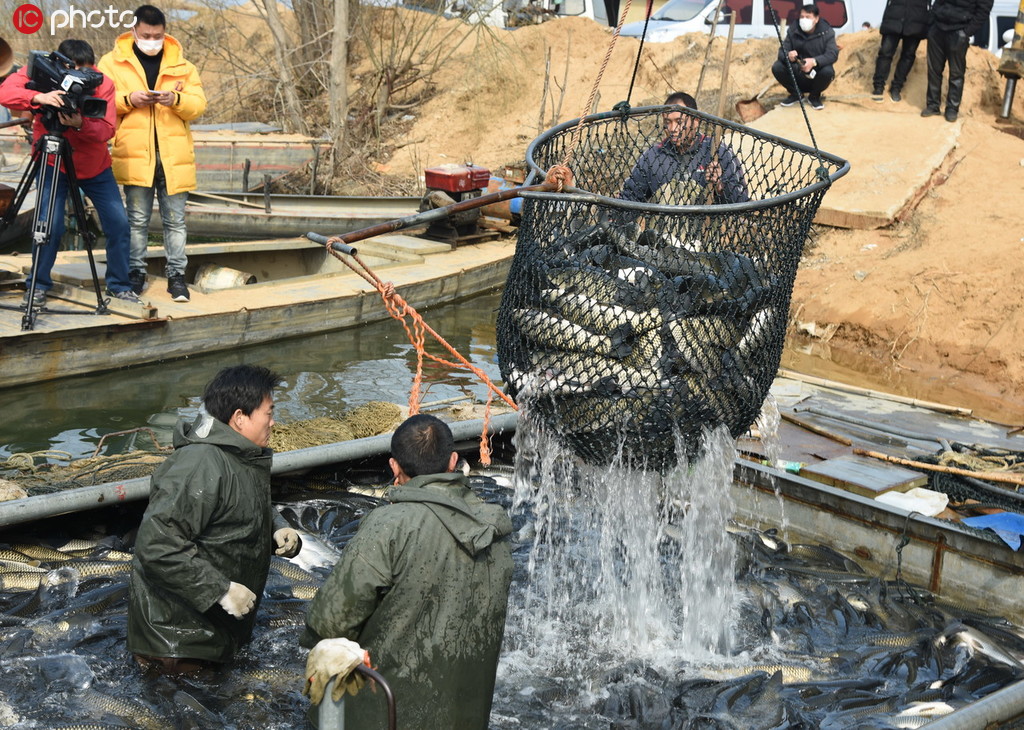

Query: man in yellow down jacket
left=98, top=4, right=206, bottom=303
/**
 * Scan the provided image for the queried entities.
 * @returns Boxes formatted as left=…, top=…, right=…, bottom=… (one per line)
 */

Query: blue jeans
left=124, top=158, right=188, bottom=277
left=29, top=165, right=132, bottom=293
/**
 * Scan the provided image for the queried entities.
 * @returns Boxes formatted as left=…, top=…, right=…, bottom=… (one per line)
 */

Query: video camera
left=26, top=50, right=106, bottom=120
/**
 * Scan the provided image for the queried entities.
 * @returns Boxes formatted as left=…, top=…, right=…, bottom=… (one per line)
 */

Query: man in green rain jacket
left=302, top=414, right=514, bottom=729
left=128, top=365, right=301, bottom=673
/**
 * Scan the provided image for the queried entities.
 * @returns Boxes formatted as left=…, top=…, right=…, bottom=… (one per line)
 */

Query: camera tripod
left=0, top=110, right=107, bottom=330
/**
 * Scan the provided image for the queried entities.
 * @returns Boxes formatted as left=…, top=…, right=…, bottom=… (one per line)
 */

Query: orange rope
left=323, top=238, right=518, bottom=464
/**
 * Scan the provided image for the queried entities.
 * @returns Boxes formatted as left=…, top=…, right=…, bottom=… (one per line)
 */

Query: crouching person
left=302, top=414, right=514, bottom=729
left=128, top=364, right=301, bottom=674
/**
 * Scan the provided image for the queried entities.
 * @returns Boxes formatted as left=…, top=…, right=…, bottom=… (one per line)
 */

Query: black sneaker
left=944, top=109, right=958, bottom=123
left=779, top=93, right=801, bottom=107
left=21, top=289, right=46, bottom=310
left=809, top=95, right=824, bottom=110
left=921, top=107, right=941, bottom=117
left=107, top=289, right=143, bottom=304
left=889, top=89, right=902, bottom=102
left=871, top=88, right=884, bottom=102
left=128, top=269, right=147, bottom=295
left=167, top=274, right=190, bottom=302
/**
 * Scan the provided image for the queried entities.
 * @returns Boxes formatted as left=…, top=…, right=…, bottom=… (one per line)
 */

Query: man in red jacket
left=0, top=39, right=138, bottom=310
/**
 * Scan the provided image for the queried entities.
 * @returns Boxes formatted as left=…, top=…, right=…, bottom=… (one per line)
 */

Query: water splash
left=754, top=394, right=790, bottom=538
left=505, top=402, right=740, bottom=685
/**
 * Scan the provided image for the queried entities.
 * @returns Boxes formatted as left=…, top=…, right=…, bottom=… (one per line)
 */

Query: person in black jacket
left=872, top=0, right=932, bottom=102
left=922, top=0, right=994, bottom=121
left=771, top=3, right=840, bottom=110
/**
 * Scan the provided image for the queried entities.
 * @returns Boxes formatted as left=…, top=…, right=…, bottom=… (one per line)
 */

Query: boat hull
left=156, top=192, right=423, bottom=240
left=0, top=235, right=513, bottom=388
left=732, top=459, right=1024, bottom=625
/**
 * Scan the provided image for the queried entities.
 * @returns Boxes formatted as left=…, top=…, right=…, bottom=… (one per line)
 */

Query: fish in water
left=291, top=584, right=319, bottom=600
left=0, top=571, right=46, bottom=592
left=270, top=556, right=318, bottom=584
left=512, top=308, right=635, bottom=360
left=77, top=690, right=168, bottom=730
left=934, top=621, right=1024, bottom=671
left=62, top=560, right=133, bottom=579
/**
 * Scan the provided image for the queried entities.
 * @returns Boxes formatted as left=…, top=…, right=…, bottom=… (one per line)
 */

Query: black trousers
left=872, top=33, right=922, bottom=93
left=925, top=26, right=970, bottom=113
left=771, top=60, right=835, bottom=96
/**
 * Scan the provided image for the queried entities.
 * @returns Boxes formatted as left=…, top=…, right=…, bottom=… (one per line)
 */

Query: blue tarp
left=963, top=513, right=1024, bottom=551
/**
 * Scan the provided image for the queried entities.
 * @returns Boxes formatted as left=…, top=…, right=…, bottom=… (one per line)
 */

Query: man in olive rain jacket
left=302, top=414, right=514, bottom=729
left=128, top=365, right=301, bottom=673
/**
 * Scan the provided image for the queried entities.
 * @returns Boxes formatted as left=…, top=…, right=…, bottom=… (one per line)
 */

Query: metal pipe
left=0, top=117, right=31, bottom=130
left=308, top=182, right=561, bottom=247
left=923, top=679, right=1024, bottom=728
left=319, top=666, right=397, bottom=730
left=797, top=407, right=943, bottom=445
left=0, top=413, right=520, bottom=529
left=1002, top=77, right=1018, bottom=118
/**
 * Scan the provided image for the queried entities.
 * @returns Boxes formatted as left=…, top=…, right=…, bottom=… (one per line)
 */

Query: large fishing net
left=497, top=105, right=849, bottom=470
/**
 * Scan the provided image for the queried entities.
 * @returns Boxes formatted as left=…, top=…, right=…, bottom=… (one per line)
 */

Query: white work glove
left=302, top=638, right=370, bottom=705
left=273, top=527, right=302, bottom=558
left=218, top=581, right=256, bottom=618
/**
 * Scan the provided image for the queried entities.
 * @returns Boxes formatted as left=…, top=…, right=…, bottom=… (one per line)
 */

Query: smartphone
left=148, top=89, right=161, bottom=95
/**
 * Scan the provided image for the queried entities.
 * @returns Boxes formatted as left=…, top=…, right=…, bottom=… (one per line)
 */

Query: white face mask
left=799, top=17, right=815, bottom=32
left=134, top=35, right=164, bottom=56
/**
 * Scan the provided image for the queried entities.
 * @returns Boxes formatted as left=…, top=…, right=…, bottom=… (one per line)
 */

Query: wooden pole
left=694, top=0, right=726, bottom=99
left=853, top=448, right=1024, bottom=488
left=778, top=368, right=974, bottom=417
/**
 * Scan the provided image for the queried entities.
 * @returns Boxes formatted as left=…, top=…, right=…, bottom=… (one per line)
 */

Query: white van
left=620, top=0, right=887, bottom=44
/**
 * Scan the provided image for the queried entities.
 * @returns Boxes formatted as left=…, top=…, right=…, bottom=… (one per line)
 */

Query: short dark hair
left=802, top=3, right=820, bottom=17
left=57, top=39, right=95, bottom=67
left=664, top=92, right=697, bottom=110
left=391, top=414, right=454, bottom=478
left=202, top=365, right=282, bottom=424
left=134, top=4, right=167, bottom=26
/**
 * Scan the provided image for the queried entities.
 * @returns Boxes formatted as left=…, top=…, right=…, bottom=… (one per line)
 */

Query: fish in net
left=497, top=105, right=848, bottom=470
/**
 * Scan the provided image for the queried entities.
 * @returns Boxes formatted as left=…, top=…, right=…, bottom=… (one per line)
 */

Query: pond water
left=3, top=289, right=1024, bottom=728
left=2, top=425, right=1023, bottom=729
left=1, top=290, right=508, bottom=461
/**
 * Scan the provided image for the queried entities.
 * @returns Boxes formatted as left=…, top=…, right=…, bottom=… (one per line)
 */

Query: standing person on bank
left=302, top=414, right=514, bottom=729
left=128, top=365, right=302, bottom=674
left=872, top=0, right=932, bottom=103
left=0, top=39, right=139, bottom=309
left=98, top=4, right=206, bottom=302
left=771, top=3, right=840, bottom=110
left=921, top=0, right=993, bottom=122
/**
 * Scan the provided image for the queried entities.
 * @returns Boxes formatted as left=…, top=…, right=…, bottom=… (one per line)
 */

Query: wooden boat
left=733, top=371, right=1024, bottom=626
left=0, top=231, right=514, bottom=388
left=162, top=191, right=422, bottom=240
left=0, top=127, right=330, bottom=193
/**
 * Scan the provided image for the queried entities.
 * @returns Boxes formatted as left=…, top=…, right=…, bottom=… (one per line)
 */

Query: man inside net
left=619, top=92, right=749, bottom=205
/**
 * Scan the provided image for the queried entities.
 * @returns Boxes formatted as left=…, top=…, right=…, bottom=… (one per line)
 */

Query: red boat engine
left=419, top=163, right=491, bottom=244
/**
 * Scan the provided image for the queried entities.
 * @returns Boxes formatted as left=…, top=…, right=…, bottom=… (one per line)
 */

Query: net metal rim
left=524, top=105, right=851, bottom=214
